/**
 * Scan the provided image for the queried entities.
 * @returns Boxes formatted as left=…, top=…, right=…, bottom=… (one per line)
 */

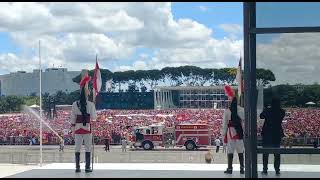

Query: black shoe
left=224, top=168, right=232, bottom=174
left=75, top=152, right=81, bottom=173
left=261, top=170, right=268, bottom=175
left=276, top=170, right=280, bottom=175
left=85, top=168, right=93, bottom=173
left=85, top=152, right=92, bottom=173
left=240, top=168, right=244, bottom=174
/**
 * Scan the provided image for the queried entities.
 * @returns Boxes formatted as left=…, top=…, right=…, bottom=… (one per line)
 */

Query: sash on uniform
left=74, top=114, right=91, bottom=134
left=224, top=120, right=241, bottom=144
left=75, top=114, right=91, bottom=123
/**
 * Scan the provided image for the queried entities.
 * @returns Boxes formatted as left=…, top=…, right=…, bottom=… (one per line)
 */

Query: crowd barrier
left=1, top=136, right=319, bottom=147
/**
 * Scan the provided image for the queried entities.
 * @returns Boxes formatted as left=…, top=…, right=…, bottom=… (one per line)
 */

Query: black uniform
left=105, top=138, right=110, bottom=152
left=260, top=105, right=285, bottom=174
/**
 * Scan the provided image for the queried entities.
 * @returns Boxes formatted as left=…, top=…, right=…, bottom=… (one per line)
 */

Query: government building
left=0, top=68, right=80, bottom=96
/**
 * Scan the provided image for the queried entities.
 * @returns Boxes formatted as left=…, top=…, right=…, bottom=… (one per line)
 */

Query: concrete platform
left=4, top=163, right=320, bottom=178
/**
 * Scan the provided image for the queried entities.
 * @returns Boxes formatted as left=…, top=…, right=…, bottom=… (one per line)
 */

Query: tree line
left=264, top=84, right=320, bottom=108
left=1, top=65, right=318, bottom=114
left=72, top=66, right=276, bottom=92
left=1, top=84, right=320, bottom=114
left=0, top=91, right=79, bottom=114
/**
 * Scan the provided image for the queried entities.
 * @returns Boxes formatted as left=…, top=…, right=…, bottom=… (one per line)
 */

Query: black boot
left=85, top=152, right=92, bottom=173
left=224, top=154, right=233, bottom=174
left=238, top=153, right=244, bottom=174
left=75, top=152, right=81, bottom=173
left=274, top=153, right=281, bottom=175
left=262, top=153, right=269, bottom=175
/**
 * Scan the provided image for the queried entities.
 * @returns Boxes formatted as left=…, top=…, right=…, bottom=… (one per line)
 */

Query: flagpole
left=92, top=54, right=98, bottom=171
left=39, top=40, right=43, bottom=167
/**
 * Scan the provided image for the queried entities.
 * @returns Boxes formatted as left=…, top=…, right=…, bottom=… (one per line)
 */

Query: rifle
left=91, top=89, right=96, bottom=171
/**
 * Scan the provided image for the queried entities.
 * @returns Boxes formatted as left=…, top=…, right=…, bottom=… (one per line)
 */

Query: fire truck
left=129, top=123, right=213, bottom=151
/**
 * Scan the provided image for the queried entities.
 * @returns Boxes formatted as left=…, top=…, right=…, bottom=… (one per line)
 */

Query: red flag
left=93, top=56, right=102, bottom=96
left=236, top=56, right=243, bottom=98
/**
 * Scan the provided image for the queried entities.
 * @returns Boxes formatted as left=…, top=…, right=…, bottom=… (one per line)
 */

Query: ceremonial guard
left=70, top=73, right=97, bottom=173
left=221, top=85, right=245, bottom=174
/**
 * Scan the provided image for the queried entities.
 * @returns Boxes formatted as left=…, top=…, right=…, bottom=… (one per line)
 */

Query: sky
left=0, top=2, right=243, bottom=75
left=0, top=2, right=320, bottom=85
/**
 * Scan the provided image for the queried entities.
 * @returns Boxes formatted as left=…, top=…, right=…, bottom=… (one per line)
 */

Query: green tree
left=257, top=68, right=276, bottom=87
left=0, top=97, right=9, bottom=113
left=23, top=96, right=40, bottom=106
left=4, top=96, right=24, bottom=112
left=72, top=66, right=276, bottom=92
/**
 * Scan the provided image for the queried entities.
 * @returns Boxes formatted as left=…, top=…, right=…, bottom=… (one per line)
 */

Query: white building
left=0, top=68, right=81, bottom=96
left=153, top=85, right=264, bottom=110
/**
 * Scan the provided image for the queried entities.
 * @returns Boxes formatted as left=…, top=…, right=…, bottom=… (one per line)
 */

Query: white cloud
left=133, top=60, right=147, bottom=70
left=219, top=24, right=242, bottom=34
left=148, top=38, right=242, bottom=69
left=120, top=37, right=242, bottom=71
left=0, top=2, right=144, bottom=34
left=115, top=65, right=131, bottom=72
left=199, top=5, right=208, bottom=12
left=257, top=33, right=320, bottom=85
left=0, top=2, right=243, bottom=76
left=0, top=53, right=38, bottom=73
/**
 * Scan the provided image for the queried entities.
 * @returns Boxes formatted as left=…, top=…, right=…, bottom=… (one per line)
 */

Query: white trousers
left=227, top=139, right=244, bottom=154
left=122, top=144, right=127, bottom=152
left=75, top=134, right=92, bottom=152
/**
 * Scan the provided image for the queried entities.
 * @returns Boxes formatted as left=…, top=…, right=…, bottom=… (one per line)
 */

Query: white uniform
left=70, top=100, right=97, bottom=153
left=215, top=139, right=221, bottom=146
left=221, top=106, right=245, bottom=154
left=121, top=139, right=127, bottom=152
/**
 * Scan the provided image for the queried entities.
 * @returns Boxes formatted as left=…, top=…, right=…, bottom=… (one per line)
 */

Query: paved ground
left=1, top=145, right=320, bottom=178
left=0, top=164, right=37, bottom=178
left=4, top=163, right=320, bottom=178
left=0, top=145, right=319, bottom=165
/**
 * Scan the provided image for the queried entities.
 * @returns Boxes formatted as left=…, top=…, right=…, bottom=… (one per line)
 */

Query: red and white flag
left=93, top=55, right=102, bottom=97
left=236, top=56, right=243, bottom=98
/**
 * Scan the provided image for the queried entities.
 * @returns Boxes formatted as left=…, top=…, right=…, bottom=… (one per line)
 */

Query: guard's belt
left=75, top=114, right=91, bottom=123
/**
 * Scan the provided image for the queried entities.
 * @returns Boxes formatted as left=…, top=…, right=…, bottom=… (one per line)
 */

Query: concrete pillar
left=154, top=89, right=157, bottom=109
left=257, top=85, right=264, bottom=111
left=160, top=90, right=164, bottom=109
left=156, top=90, right=160, bottom=109
left=169, top=91, right=172, bottom=108
left=165, top=91, right=168, bottom=108
left=165, top=91, right=168, bottom=109
left=157, top=90, right=160, bottom=109
left=163, top=91, right=166, bottom=109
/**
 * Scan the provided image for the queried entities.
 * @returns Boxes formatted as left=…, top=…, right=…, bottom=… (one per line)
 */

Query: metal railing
left=1, top=148, right=319, bottom=165
left=0, top=136, right=121, bottom=146
left=1, top=136, right=319, bottom=147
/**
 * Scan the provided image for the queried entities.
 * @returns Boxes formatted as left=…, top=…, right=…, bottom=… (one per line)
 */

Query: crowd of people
left=0, top=108, right=319, bottom=145
left=282, top=108, right=320, bottom=138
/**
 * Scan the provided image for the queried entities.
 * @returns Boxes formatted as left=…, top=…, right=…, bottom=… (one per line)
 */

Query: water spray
left=22, top=105, right=64, bottom=143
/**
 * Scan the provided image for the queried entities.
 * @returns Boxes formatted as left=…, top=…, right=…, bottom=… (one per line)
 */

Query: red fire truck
left=129, top=123, right=213, bottom=151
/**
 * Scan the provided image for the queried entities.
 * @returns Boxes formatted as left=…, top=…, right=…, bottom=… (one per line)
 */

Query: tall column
left=163, top=91, right=166, bottom=109
left=158, top=90, right=161, bottom=109
left=154, top=89, right=157, bottom=109
left=166, top=91, right=169, bottom=108
left=161, top=90, right=164, bottom=109
left=157, top=90, right=160, bottom=109
left=169, top=90, right=172, bottom=108
left=156, top=90, right=160, bottom=109
left=257, top=85, right=264, bottom=114
left=163, top=90, right=166, bottom=109
left=166, top=91, right=169, bottom=109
